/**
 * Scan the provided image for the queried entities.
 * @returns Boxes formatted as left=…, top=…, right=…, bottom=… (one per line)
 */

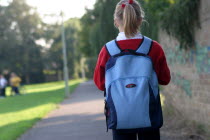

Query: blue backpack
left=104, top=36, right=163, bottom=131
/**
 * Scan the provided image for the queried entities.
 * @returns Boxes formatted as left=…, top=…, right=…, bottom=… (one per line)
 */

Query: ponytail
left=123, top=4, right=139, bottom=38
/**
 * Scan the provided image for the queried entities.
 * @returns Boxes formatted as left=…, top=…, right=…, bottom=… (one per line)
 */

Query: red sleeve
left=93, top=46, right=110, bottom=91
left=149, top=41, right=171, bottom=85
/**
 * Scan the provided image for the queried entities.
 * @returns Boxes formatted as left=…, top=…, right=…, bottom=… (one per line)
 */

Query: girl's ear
left=114, top=19, right=119, bottom=28
left=138, top=18, right=142, bottom=26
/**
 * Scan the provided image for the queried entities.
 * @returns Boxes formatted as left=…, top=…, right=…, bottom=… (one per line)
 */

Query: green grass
left=5, top=81, right=70, bottom=95
left=0, top=79, right=83, bottom=140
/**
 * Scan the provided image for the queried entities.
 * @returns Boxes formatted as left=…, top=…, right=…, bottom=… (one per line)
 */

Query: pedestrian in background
left=0, top=74, right=7, bottom=98
left=10, top=73, right=21, bottom=95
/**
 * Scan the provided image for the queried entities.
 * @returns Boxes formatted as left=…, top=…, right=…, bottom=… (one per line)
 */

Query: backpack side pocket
left=104, top=100, right=109, bottom=132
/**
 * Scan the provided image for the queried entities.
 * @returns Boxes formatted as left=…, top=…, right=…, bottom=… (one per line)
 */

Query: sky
left=0, top=0, right=96, bottom=23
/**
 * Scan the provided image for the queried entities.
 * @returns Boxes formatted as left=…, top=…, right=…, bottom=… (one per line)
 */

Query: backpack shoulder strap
left=136, top=36, right=153, bottom=55
left=105, top=40, right=121, bottom=56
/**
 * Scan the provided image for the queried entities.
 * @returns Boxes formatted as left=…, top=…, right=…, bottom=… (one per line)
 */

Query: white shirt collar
left=116, top=32, right=143, bottom=41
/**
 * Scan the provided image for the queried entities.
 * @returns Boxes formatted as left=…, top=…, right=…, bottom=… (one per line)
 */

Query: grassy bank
left=0, top=79, right=83, bottom=140
left=161, top=93, right=210, bottom=140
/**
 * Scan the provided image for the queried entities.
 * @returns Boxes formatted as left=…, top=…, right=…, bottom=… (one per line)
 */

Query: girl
left=94, top=0, right=170, bottom=140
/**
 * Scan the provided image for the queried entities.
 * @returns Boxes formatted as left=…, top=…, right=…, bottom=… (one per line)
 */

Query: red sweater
left=94, top=39, right=171, bottom=91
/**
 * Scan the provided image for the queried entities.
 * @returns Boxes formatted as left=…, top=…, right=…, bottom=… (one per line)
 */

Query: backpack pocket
left=105, top=97, right=117, bottom=129
left=108, top=77, right=152, bottom=129
left=148, top=84, right=163, bottom=128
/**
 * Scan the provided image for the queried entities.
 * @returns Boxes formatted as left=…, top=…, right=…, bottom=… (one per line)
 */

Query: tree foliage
left=161, top=0, right=200, bottom=49
left=0, top=0, right=44, bottom=83
left=45, top=18, right=81, bottom=79
left=140, top=0, right=173, bottom=40
left=79, top=0, right=119, bottom=57
left=79, top=0, right=120, bottom=78
left=0, top=0, right=83, bottom=83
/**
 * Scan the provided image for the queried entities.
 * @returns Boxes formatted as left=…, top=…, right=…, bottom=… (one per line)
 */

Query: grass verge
left=0, top=79, right=83, bottom=140
left=161, top=93, right=210, bottom=140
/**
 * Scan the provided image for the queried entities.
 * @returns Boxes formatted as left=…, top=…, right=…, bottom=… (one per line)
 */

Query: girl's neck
left=118, top=25, right=124, bottom=32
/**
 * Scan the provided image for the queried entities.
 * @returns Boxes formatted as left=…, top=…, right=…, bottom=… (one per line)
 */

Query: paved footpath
left=18, top=81, right=174, bottom=140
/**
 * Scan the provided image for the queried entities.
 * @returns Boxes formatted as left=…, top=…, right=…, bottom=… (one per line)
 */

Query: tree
left=141, top=0, right=172, bottom=40
left=46, top=18, right=81, bottom=79
left=79, top=0, right=119, bottom=78
left=0, top=0, right=45, bottom=83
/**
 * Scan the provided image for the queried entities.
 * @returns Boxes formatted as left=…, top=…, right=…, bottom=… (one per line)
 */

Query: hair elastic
left=129, top=0, right=133, bottom=4
left=121, top=4, right=126, bottom=8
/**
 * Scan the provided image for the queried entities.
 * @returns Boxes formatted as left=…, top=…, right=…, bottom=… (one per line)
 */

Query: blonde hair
left=114, top=0, right=145, bottom=38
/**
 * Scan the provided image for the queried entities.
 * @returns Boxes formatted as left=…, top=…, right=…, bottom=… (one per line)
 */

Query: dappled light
left=160, top=93, right=165, bottom=108
left=5, top=79, right=82, bottom=95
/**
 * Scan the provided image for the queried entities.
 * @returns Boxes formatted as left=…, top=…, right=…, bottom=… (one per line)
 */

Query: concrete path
left=18, top=81, right=112, bottom=140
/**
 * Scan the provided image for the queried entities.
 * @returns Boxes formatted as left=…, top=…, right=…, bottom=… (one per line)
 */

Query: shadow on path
left=19, top=113, right=110, bottom=140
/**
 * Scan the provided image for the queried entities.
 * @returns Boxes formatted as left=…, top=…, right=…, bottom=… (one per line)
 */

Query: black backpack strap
left=104, top=99, right=109, bottom=132
left=104, top=89, right=106, bottom=97
left=136, top=36, right=153, bottom=55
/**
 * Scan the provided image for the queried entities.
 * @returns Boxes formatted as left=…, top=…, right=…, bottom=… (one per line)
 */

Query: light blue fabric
left=111, top=78, right=151, bottom=129
left=106, top=40, right=121, bottom=56
left=136, top=36, right=152, bottom=54
left=105, top=55, right=153, bottom=95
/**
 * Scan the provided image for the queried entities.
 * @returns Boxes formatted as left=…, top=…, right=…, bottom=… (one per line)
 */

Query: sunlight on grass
left=0, top=79, right=83, bottom=140
left=26, top=79, right=81, bottom=93
left=0, top=104, right=55, bottom=127
left=6, top=79, right=82, bottom=96
left=160, top=93, right=165, bottom=107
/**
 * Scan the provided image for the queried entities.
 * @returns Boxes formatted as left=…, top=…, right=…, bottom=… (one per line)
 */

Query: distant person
left=0, top=74, right=7, bottom=98
left=10, top=73, right=21, bottom=95
left=94, top=0, right=170, bottom=140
